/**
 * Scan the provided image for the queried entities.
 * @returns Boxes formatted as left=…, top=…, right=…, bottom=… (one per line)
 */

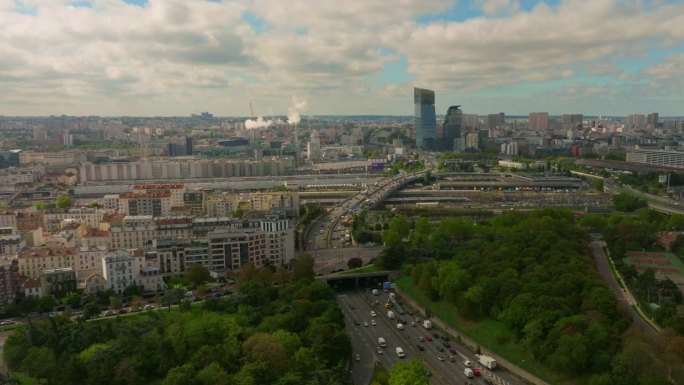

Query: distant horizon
left=2, top=113, right=684, bottom=120
left=1, top=1, right=683, bottom=117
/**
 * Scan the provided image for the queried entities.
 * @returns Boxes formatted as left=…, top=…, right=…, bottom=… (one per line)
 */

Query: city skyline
left=1, top=0, right=684, bottom=117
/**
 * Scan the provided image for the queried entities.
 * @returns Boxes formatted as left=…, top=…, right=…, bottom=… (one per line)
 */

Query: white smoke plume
left=287, top=95, right=308, bottom=125
left=245, top=116, right=273, bottom=129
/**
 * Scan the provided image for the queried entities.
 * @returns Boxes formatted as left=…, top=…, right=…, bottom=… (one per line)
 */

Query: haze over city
left=1, top=0, right=684, bottom=117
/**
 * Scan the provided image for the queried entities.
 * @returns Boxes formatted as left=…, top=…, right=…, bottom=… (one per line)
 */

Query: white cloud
left=473, top=0, right=519, bottom=17
left=0, top=0, right=683, bottom=115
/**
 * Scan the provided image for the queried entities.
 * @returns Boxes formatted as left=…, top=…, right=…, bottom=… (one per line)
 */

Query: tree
left=196, top=362, right=230, bottom=385
left=382, top=230, right=402, bottom=248
left=243, top=332, right=289, bottom=376
left=237, top=262, right=257, bottom=285
left=388, top=215, right=410, bottom=239
left=186, top=264, right=211, bottom=287
left=163, top=364, right=197, bottom=385
left=388, top=360, right=429, bottom=385
left=110, top=296, right=123, bottom=315
left=293, top=254, right=315, bottom=282
left=274, top=265, right=290, bottom=285
left=34, top=202, right=50, bottom=211
left=254, top=267, right=273, bottom=287
left=56, top=195, right=73, bottom=209
left=347, top=257, right=363, bottom=269
left=21, top=347, right=56, bottom=384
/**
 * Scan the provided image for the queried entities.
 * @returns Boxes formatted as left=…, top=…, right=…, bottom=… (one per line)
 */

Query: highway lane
left=339, top=290, right=508, bottom=385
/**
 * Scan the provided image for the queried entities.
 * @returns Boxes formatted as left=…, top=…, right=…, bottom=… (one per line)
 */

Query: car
left=463, top=360, right=472, bottom=367
left=104, top=310, right=115, bottom=316
left=354, top=320, right=360, bottom=326
left=419, top=336, right=425, bottom=342
left=443, top=341, right=451, bottom=348
left=472, top=368, right=481, bottom=376
left=0, top=320, right=15, bottom=325
left=371, top=320, right=376, bottom=326
left=370, top=311, right=376, bottom=317
left=426, top=335, right=433, bottom=341
left=417, top=344, right=425, bottom=351
left=437, top=355, right=445, bottom=361
left=436, top=346, right=444, bottom=352
left=355, top=353, right=361, bottom=362
left=410, top=322, right=416, bottom=327
left=449, top=355, right=456, bottom=362
left=144, top=304, right=155, bottom=310
left=442, top=334, right=450, bottom=341
left=377, top=347, right=383, bottom=354
left=363, top=321, right=369, bottom=327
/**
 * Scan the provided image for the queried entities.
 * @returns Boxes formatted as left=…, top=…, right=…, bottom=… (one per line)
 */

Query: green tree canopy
left=388, top=360, right=429, bottom=385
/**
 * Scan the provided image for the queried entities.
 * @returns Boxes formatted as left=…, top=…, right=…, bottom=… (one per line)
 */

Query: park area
left=624, top=251, right=684, bottom=294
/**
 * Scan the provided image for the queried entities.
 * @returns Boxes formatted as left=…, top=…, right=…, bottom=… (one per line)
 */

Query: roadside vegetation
left=3, top=258, right=350, bottom=385
left=380, top=208, right=684, bottom=385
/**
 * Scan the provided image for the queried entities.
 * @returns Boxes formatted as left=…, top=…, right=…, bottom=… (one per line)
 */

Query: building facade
left=414, top=88, right=436, bottom=150
left=529, top=112, right=549, bottom=131
left=442, top=106, right=463, bottom=151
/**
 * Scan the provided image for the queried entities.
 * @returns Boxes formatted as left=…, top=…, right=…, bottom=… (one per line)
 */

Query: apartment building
left=102, top=249, right=135, bottom=294
left=18, top=247, right=78, bottom=279
left=250, top=191, right=300, bottom=212
left=133, top=183, right=186, bottom=207
left=0, top=235, right=25, bottom=256
left=0, top=212, right=17, bottom=230
left=43, top=207, right=107, bottom=230
left=82, top=230, right=110, bottom=249
left=40, top=268, right=76, bottom=296
left=109, top=216, right=156, bottom=249
left=0, top=259, right=19, bottom=305
left=118, top=192, right=172, bottom=217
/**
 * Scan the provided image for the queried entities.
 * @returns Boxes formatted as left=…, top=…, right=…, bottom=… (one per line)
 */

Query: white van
left=395, top=347, right=405, bottom=358
left=464, top=368, right=474, bottom=378
left=396, top=323, right=404, bottom=330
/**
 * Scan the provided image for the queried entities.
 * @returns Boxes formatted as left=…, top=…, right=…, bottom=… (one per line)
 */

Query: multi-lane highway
left=339, top=290, right=512, bottom=385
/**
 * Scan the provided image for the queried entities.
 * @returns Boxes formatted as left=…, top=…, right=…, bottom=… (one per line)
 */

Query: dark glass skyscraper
left=442, top=105, right=463, bottom=151
left=414, top=87, right=436, bottom=150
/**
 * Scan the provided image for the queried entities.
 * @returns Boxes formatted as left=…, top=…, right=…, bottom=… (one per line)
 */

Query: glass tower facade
left=414, top=88, right=436, bottom=150
left=443, top=105, right=463, bottom=151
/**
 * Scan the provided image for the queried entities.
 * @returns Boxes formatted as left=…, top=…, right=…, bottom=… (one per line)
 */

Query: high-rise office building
left=486, top=113, right=505, bottom=128
left=561, top=114, right=583, bottom=131
left=627, top=114, right=646, bottom=130
left=647, top=113, right=659, bottom=130
left=528, top=112, right=549, bottom=131
left=414, top=88, right=436, bottom=150
left=442, top=106, right=463, bottom=151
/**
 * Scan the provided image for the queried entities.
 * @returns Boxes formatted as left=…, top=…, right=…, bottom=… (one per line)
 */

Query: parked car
left=0, top=319, right=15, bottom=325
left=443, top=341, right=451, bottom=348
left=426, top=335, right=433, bottom=341
left=355, top=353, right=361, bottom=362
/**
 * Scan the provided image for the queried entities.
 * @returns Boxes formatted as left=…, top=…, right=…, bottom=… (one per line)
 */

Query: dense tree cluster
left=393, top=209, right=683, bottom=384
left=4, top=279, right=351, bottom=385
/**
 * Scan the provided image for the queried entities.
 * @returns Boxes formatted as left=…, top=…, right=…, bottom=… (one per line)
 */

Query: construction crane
left=249, top=102, right=255, bottom=119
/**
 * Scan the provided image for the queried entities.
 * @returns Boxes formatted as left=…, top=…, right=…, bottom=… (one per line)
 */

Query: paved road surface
left=339, top=290, right=515, bottom=385
left=590, top=238, right=658, bottom=339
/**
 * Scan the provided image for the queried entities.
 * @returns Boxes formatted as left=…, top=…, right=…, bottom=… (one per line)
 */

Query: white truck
left=377, top=337, right=387, bottom=348
left=477, top=354, right=497, bottom=370
left=387, top=311, right=395, bottom=319
left=395, top=347, right=405, bottom=358
left=422, top=320, right=432, bottom=329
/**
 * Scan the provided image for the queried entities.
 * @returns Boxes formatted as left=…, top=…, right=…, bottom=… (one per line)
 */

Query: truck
left=395, top=347, right=405, bottom=358
left=477, top=354, right=497, bottom=370
left=387, top=311, right=395, bottom=319
left=422, top=320, right=432, bottom=329
left=377, top=337, right=387, bottom=348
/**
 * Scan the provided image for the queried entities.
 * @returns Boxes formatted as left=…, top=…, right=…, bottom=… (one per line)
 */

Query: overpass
left=317, top=270, right=398, bottom=290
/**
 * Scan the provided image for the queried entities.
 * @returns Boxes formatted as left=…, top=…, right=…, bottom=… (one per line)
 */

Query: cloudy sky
left=1, top=0, right=683, bottom=117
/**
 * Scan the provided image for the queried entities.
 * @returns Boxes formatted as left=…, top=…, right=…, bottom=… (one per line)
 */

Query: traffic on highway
left=339, top=288, right=514, bottom=385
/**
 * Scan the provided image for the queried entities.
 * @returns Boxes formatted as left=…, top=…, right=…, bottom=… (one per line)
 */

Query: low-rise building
left=40, top=268, right=76, bottom=296
left=0, top=235, right=25, bottom=256
left=21, top=278, right=43, bottom=298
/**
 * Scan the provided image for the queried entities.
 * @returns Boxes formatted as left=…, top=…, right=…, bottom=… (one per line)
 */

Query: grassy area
left=396, top=276, right=562, bottom=385
left=370, top=362, right=390, bottom=385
